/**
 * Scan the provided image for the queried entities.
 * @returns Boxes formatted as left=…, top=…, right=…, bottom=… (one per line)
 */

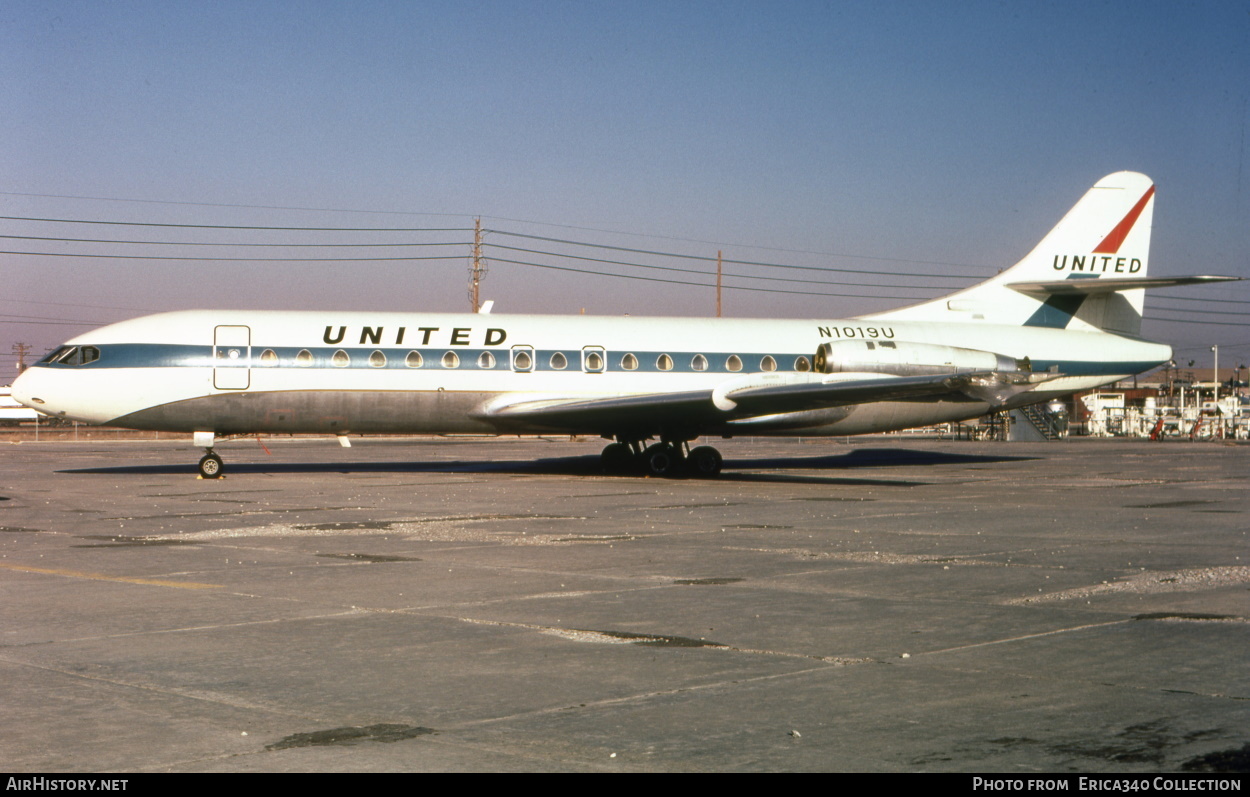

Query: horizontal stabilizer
left=1008, top=275, right=1242, bottom=295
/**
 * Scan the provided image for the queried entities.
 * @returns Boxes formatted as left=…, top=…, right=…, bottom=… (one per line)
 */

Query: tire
left=600, top=442, right=635, bottom=473
left=198, top=452, right=224, bottom=479
left=642, top=443, right=679, bottom=477
left=686, top=446, right=723, bottom=477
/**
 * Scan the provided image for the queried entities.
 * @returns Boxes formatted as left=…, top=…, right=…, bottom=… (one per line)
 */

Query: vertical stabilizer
left=864, top=172, right=1155, bottom=334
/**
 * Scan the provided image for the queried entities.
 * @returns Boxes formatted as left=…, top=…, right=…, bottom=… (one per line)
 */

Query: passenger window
left=691, top=354, right=708, bottom=372
left=621, top=353, right=639, bottom=371
left=405, top=351, right=424, bottom=368
left=477, top=351, right=496, bottom=369
left=794, top=356, right=811, bottom=372
left=442, top=351, right=460, bottom=368
left=550, top=352, right=568, bottom=370
left=760, top=355, right=777, bottom=372
left=582, top=347, right=605, bottom=373
left=260, top=349, right=278, bottom=365
left=726, top=355, right=743, bottom=372
left=512, top=348, right=533, bottom=371
left=657, top=354, right=673, bottom=371
left=369, top=350, right=387, bottom=368
left=296, top=349, right=313, bottom=366
left=332, top=350, right=350, bottom=367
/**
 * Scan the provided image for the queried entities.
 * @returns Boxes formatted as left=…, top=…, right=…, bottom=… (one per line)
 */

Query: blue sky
left=3, top=0, right=1248, bottom=372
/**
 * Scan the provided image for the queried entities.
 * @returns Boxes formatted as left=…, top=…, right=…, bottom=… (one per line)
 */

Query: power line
left=0, top=298, right=150, bottom=312
left=2, top=212, right=1243, bottom=308
left=0, top=215, right=472, bottom=232
left=0, top=190, right=478, bottom=219
left=1147, top=306, right=1250, bottom=318
left=0, top=251, right=469, bottom=263
left=0, top=189, right=1002, bottom=266
left=485, top=256, right=934, bottom=301
left=486, top=229, right=990, bottom=278
left=1151, top=295, right=1250, bottom=306
left=0, top=234, right=469, bottom=248
left=1, top=215, right=988, bottom=278
left=1143, top=315, right=1250, bottom=327
left=483, top=243, right=971, bottom=289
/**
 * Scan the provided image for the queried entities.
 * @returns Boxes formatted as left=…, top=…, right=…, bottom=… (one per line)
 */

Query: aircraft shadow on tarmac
left=60, top=448, right=1037, bottom=487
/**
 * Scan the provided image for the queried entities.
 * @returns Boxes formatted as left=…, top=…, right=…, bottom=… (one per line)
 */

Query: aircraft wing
left=475, top=370, right=1049, bottom=436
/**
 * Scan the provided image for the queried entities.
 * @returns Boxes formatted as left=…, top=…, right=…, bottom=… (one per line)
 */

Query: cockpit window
left=40, top=346, right=100, bottom=366
left=40, top=347, right=70, bottom=365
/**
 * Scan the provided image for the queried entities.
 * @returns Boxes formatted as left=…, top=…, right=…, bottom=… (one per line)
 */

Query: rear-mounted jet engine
left=813, top=340, right=1031, bottom=377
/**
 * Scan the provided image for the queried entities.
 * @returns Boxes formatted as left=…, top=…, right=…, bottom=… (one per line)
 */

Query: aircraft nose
left=11, top=368, right=50, bottom=412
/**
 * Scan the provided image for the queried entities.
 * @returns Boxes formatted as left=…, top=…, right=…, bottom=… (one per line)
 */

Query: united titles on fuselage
left=323, top=325, right=508, bottom=347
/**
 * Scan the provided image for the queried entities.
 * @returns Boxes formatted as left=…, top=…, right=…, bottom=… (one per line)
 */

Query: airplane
left=12, top=171, right=1240, bottom=479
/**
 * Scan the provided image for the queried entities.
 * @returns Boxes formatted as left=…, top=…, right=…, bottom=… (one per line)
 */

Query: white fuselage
left=12, top=309, right=1170, bottom=439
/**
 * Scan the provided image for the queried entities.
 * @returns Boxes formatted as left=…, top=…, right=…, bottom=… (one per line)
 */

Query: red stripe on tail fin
left=1094, top=185, right=1154, bottom=254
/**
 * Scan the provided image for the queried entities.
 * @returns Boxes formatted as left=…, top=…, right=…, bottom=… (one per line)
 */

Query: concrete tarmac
left=1, top=435, right=1246, bottom=772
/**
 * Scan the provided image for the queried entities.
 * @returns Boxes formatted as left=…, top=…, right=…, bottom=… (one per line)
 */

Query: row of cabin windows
left=254, top=348, right=812, bottom=373
left=622, top=353, right=811, bottom=372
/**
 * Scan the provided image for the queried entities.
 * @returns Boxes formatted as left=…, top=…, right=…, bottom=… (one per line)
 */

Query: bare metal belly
left=111, top=390, right=502, bottom=435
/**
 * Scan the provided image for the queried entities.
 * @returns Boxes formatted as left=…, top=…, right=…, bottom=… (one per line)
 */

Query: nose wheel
left=198, top=451, right=224, bottom=479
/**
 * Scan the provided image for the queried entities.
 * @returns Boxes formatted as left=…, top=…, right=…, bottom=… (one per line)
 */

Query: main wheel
left=686, top=446, right=723, bottom=477
left=198, top=452, right=224, bottom=479
left=600, top=442, right=635, bottom=473
left=642, top=443, right=680, bottom=477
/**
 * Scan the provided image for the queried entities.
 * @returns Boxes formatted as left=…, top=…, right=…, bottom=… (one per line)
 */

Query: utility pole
left=468, top=217, right=486, bottom=313
left=716, top=250, right=722, bottom=318
left=1212, top=345, right=1219, bottom=405
left=12, top=342, right=31, bottom=375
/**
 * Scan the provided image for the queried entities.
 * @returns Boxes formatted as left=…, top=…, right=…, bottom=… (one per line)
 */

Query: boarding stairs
left=1010, top=404, right=1063, bottom=442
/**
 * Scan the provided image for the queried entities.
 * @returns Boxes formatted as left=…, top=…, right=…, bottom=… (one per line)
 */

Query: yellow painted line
left=0, top=562, right=221, bottom=590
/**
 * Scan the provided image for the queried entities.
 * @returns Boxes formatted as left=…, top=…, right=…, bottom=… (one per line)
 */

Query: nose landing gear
left=193, top=432, right=223, bottom=479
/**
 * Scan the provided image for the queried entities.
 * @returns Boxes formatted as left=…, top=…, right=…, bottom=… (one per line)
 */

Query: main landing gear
left=600, top=439, right=723, bottom=478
